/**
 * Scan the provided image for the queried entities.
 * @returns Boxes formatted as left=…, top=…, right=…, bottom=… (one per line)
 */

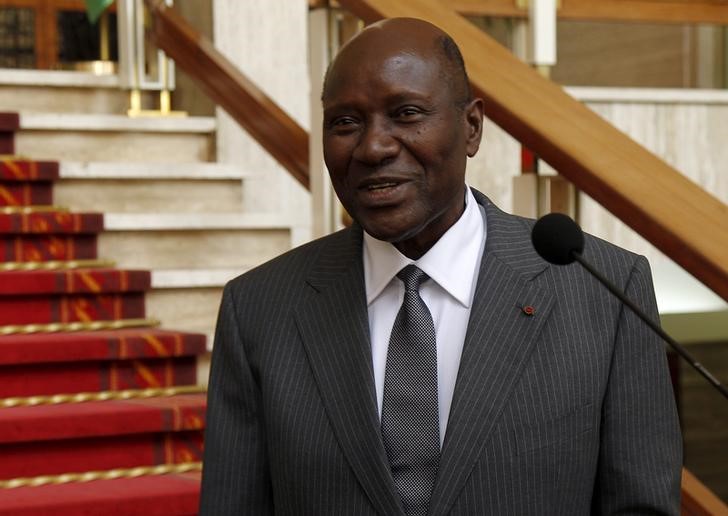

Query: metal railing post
left=117, top=0, right=181, bottom=116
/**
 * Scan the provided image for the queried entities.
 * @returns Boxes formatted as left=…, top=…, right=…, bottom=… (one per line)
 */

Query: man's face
left=322, top=36, right=483, bottom=258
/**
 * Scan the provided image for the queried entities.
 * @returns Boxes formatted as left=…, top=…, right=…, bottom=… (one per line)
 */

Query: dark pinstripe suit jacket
left=200, top=189, right=682, bottom=515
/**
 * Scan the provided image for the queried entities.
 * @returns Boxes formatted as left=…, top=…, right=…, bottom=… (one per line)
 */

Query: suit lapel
left=294, top=226, right=404, bottom=516
left=429, top=193, right=555, bottom=515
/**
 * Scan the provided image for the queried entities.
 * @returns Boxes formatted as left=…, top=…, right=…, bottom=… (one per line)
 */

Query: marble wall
left=563, top=88, right=728, bottom=314
left=212, top=0, right=311, bottom=242
left=451, top=87, right=728, bottom=315
left=465, top=118, right=521, bottom=213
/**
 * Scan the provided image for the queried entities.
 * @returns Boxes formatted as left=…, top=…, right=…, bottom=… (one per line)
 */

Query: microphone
left=532, top=212, right=728, bottom=400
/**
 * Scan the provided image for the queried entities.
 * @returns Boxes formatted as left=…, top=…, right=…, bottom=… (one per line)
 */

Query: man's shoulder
left=472, top=188, right=643, bottom=274
left=475, top=191, right=648, bottom=290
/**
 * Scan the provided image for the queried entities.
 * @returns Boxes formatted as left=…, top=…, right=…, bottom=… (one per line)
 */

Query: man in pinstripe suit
left=200, top=18, right=682, bottom=515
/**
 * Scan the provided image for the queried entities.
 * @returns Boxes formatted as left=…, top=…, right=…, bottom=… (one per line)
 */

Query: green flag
left=85, top=0, right=115, bottom=24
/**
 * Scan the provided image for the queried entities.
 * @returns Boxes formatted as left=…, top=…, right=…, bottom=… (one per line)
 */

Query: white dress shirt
left=363, top=187, right=486, bottom=446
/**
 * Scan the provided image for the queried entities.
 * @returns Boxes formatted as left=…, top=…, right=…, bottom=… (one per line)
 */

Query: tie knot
left=397, top=264, right=429, bottom=292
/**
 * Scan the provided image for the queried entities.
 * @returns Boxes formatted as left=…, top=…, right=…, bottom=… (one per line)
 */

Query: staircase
left=0, top=71, right=298, bottom=514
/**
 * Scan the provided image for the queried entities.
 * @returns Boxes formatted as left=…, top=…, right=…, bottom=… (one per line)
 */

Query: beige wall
left=472, top=18, right=726, bottom=89
left=550, top=89, right=728, bottom=315
left=553, top=22, right=692, bottom=87
left=553, top=22, right=727, bottom=89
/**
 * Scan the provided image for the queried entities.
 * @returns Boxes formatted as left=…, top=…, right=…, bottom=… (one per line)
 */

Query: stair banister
left=142, top=0, right=310, bottom=190
left=445, top=0, right=728, bottom=25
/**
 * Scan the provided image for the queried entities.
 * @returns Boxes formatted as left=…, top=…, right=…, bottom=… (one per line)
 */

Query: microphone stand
left=572, top=252, right=728, bottom=400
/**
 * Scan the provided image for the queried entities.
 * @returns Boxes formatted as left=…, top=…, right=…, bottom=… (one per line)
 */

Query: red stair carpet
left=0, top=114, right=207, bottom=515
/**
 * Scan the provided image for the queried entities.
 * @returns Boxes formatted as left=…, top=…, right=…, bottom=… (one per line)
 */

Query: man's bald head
left=322, top=18, right=472, bottom=109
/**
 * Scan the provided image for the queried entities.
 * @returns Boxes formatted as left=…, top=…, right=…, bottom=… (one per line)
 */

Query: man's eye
left=395, top=107, right=423, bottom=120
left=329, top=117, right=357, bottom=128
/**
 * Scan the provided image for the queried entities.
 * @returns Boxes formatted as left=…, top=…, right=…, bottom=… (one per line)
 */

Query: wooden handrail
left=143, top=0, right=309, bottom=190
left=681, top=468, right=728, bottom=516
left=318, top=0, right=728, bottom=25
left=338, top=0, right=728, bottom=304
left=447, top=0, right=728, bottom=25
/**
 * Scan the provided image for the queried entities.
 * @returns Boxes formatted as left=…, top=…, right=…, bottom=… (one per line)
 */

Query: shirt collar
left=363, top=186, right=486, bottom=307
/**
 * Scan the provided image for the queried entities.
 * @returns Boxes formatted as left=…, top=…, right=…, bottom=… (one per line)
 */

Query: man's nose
left=352, top=119, right=399, bottom=166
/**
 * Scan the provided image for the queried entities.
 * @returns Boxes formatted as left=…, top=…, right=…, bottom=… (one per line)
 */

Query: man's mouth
left=356, top=179, right=409, bottom=207
left=366, top=182, right=399, bottom=190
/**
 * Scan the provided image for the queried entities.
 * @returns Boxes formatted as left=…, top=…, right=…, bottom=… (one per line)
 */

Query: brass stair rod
left=100, top=11, right=110, bottom=61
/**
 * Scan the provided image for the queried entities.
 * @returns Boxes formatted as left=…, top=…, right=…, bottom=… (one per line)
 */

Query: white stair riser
left=15, top=132, right=214, bottom=163
left=147, top=287, right=224, bottom=341
left=98, top=229, right=291, bottom=269
left=0, top=86, right=154, bottom=115
left=55, top=179, right=244, bottom=212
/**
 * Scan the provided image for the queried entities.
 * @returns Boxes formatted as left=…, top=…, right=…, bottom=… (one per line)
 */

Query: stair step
left=0, top=113, right=18, bottom=155
left=103, top=212, right=291, bottom=230
left=0, top=212, right=102, bottom=234
left=19, top=113, right=216, bottom=133
left=56, top=177, right=245, bottom=213
left=0, top=113, right=19, bottom=131
left=0, top=70, right=120, bottom=87
left=100, top=213, right=291, bottom=269
left=0, top=69, right=151, bottom=116
left=0, top=292, right=145, bottom=325
left=0, top=113, right=18, bottom=156
left=0, top=328, right=206, bottom=365
left=0, top=160, right=59, bottom=207
left=151, top=268, right=243, bottom=289
left=142, top=268, right=252, bottom=340
left=144, top=270, right=243, bottom=340
left=0, top=355, right=197, bottom=397
left=0, top=394, right=205, bottom=444
left=0, top=269, right=150, bottom=295
left=0, top=182, right=52, bottom=207
left=0, top=234, right=98, bottom=261
left=0, top=471, right=200, bottom=516
left=0, top=160, right=58, bottom=181
left=60, top=161, right=246, bottom=180
left=15, top=113, right=216, bottom=163
left=0, top=428, right=203, bottom=480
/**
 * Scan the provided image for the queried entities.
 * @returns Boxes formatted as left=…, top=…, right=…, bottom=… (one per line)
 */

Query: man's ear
left=464, top=98, right=484, bottom=158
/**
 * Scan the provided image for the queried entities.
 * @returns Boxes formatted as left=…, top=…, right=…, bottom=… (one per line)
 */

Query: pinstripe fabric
left=199, top=189, right=682, bottom=515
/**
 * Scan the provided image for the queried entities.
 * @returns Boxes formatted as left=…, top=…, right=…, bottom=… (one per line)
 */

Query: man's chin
left=361, top=221, right=421, bottom=246
left=361, top=224, right=405, bottom=243
left=353, top=207, right=426, bottom=245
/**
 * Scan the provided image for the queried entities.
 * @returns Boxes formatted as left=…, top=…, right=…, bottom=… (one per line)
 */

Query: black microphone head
left=531, top=212, right=585, bottom=265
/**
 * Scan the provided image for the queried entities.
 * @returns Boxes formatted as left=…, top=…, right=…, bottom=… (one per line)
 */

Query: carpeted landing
left=0, top=117, right=207, bottom=515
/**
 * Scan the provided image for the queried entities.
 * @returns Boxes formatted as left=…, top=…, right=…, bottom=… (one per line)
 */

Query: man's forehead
left=323, top=51, right=445, bottom=108
left=323, top=19, right=450, bottom=97
left=338, top=18, right=445, bottom=62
